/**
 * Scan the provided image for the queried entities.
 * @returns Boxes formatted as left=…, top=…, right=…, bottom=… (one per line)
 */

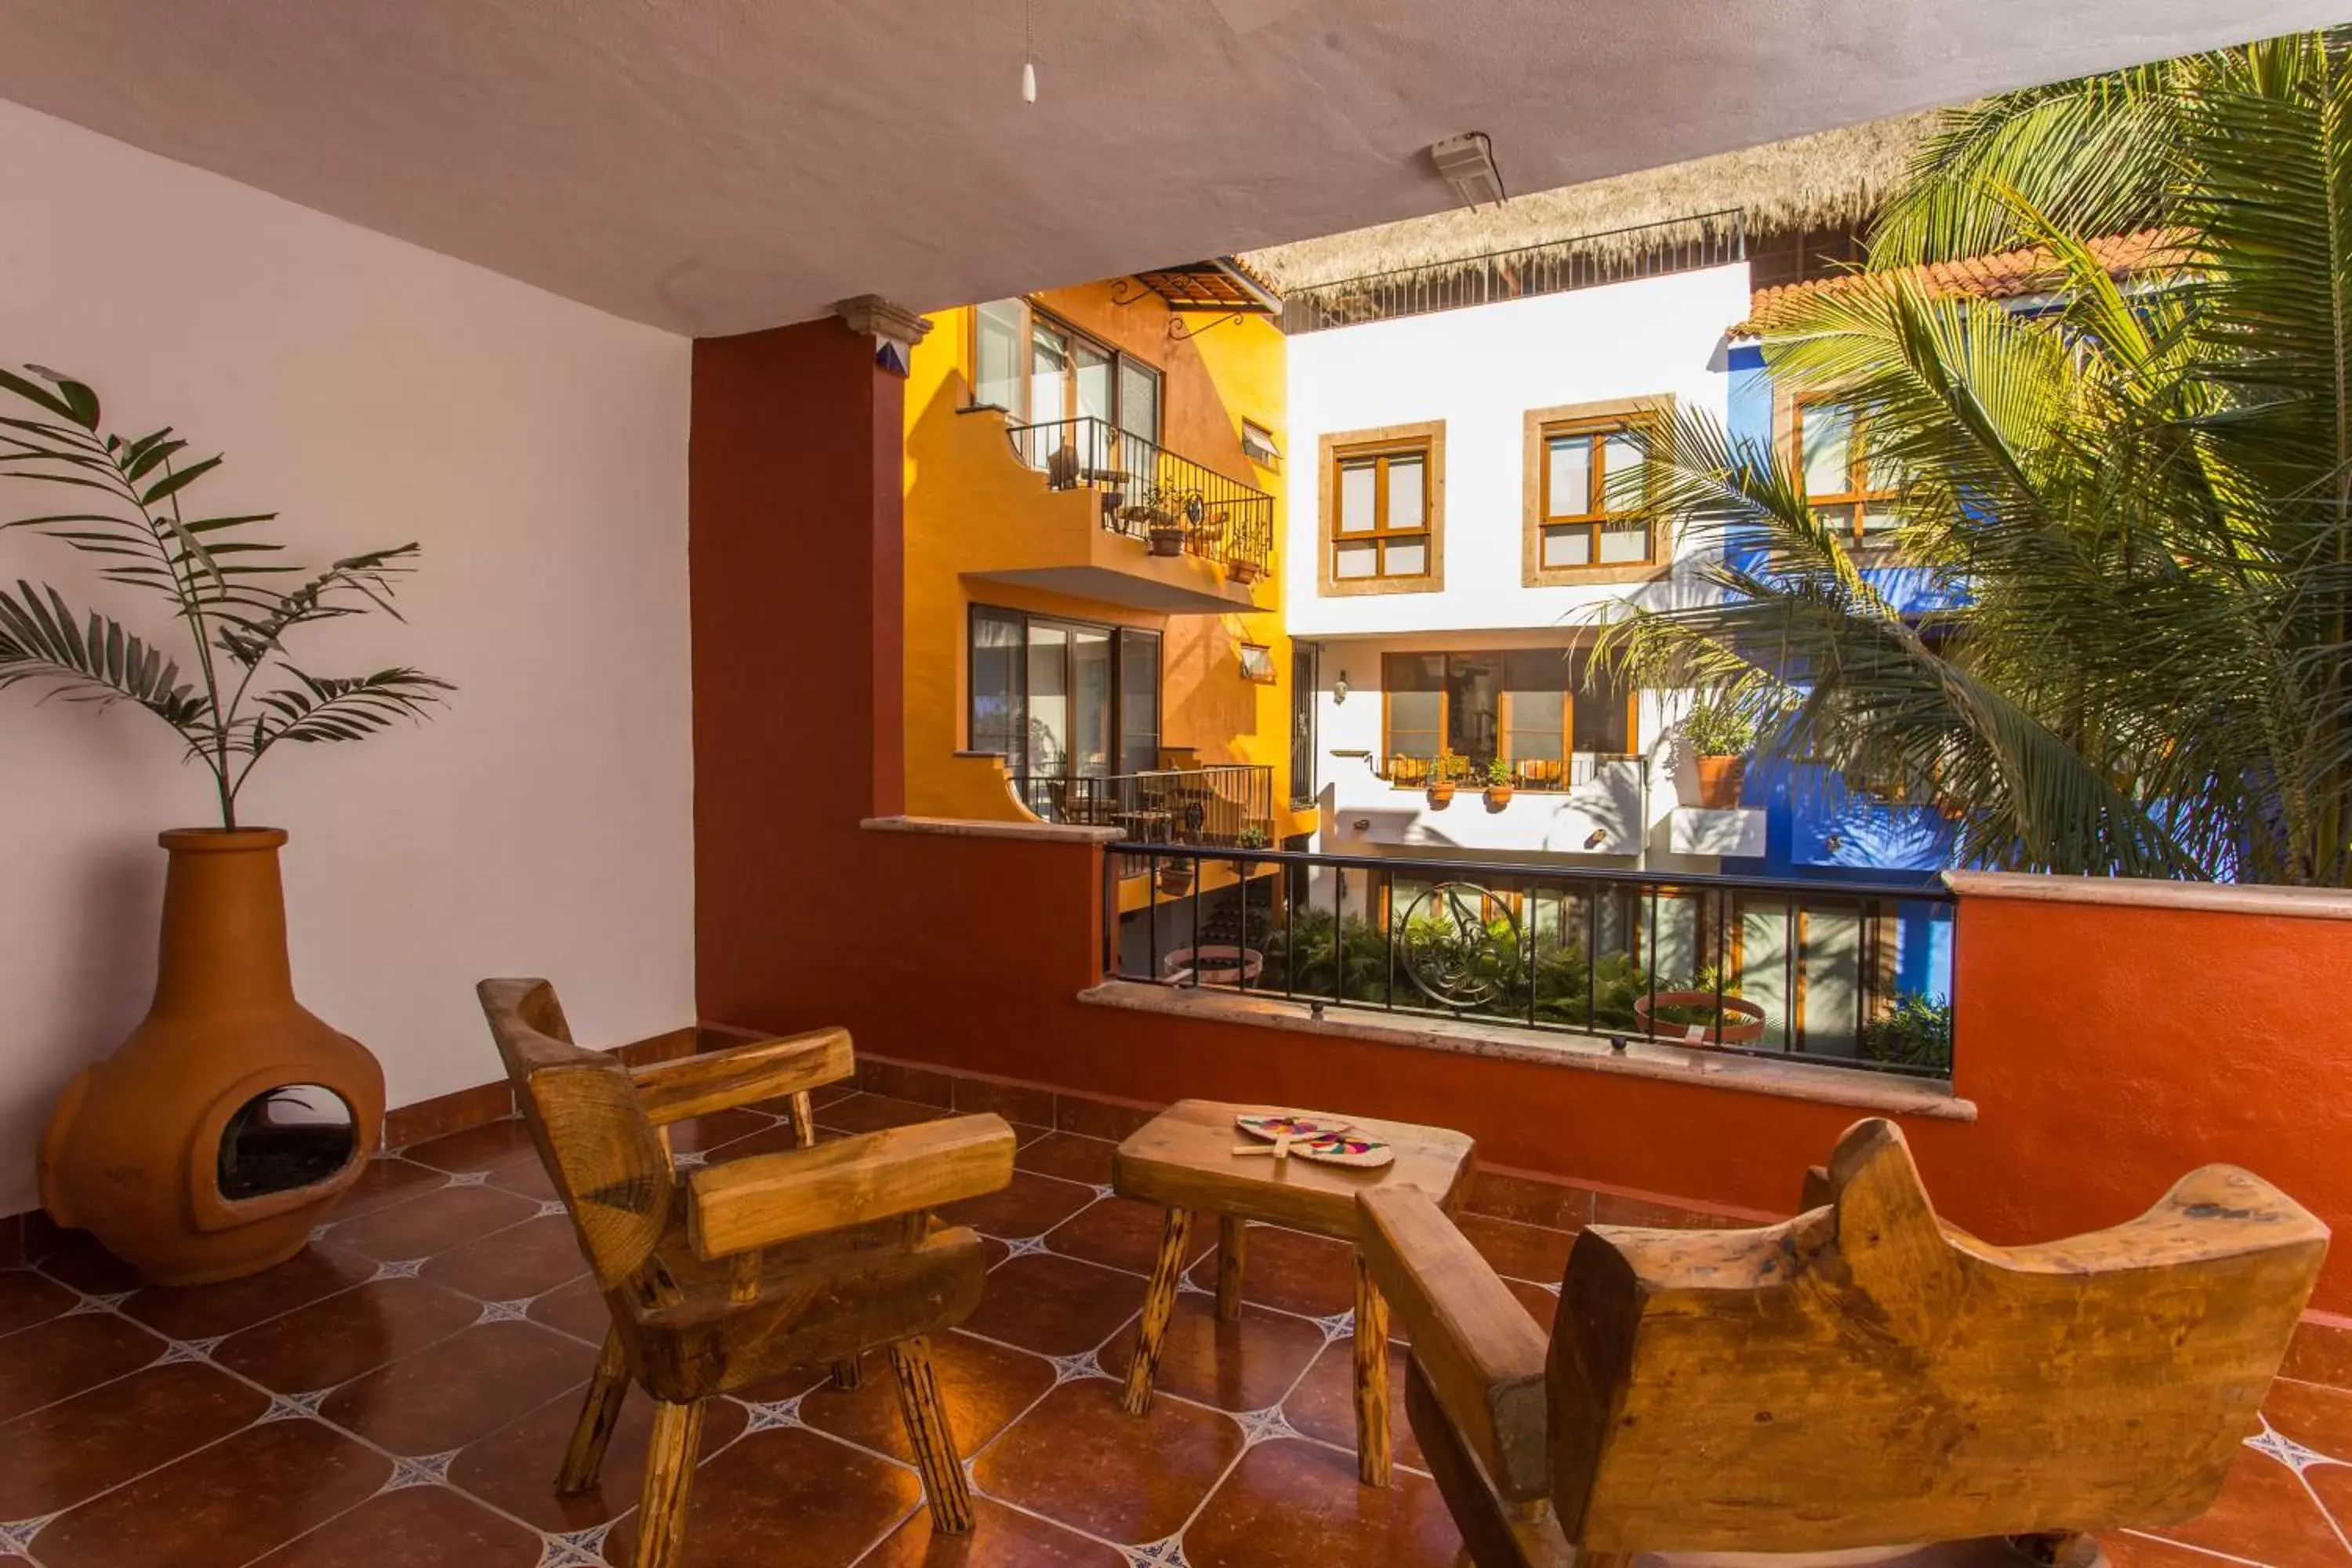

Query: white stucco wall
left=1283, top=263, right=1751, bottom=639
left=0, top=100, right=695, bottom=1217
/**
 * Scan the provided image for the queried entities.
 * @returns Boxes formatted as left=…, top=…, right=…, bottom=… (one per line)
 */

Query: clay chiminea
left=40, top=829, right=385, bottom=1286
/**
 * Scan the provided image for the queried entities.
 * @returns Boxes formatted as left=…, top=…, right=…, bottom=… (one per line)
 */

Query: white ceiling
left=0, top=2, right=2328, bottom=336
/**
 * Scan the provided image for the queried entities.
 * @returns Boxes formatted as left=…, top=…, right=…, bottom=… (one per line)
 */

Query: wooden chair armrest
left=1358, top=1186, right=1552, bottom=1504
left=687, top=1113, right=1015, bottom=1260
left=631, top=1027, right=854, bottom=1125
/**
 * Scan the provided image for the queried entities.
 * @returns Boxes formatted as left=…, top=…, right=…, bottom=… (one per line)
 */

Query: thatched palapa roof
left=1241, top=112, right=1938, bottom=292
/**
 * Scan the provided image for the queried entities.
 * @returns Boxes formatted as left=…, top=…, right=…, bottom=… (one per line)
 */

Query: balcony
left=1328, top=752, right=1651, bottom=857
left=951, top=415, right=1272, bottom=615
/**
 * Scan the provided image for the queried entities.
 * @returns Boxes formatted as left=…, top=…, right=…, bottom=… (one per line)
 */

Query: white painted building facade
left=1282, top=262, right=1763, bottom=873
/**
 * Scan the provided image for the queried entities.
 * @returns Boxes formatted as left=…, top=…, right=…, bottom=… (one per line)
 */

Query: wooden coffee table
left=1110, top=1098, right=1476, bottom=1486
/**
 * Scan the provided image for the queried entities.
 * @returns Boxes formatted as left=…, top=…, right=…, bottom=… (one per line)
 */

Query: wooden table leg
left=1353, top=1250, right=1392, bottom=1486
left=1216, top=1215, right=1247, bottom=1323
left=1121, top=1207, right=1193, bottom=1415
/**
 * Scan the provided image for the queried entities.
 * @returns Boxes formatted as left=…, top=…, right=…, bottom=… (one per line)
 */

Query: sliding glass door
left=969, top=606, right=1160, bottom=787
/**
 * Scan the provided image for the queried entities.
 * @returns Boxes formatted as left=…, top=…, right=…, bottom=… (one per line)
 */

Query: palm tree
left=1595, top=30, right=2352, bottom=884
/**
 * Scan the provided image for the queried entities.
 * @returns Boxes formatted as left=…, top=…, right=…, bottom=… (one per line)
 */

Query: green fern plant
left=0, top=365, right=450, bottom=829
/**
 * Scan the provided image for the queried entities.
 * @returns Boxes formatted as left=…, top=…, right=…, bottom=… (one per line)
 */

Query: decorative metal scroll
left=1396, top=882, right=1519, bottom=1011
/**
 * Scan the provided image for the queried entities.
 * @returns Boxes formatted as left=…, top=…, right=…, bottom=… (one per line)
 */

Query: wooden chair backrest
left=476, top=978, right=677, bottom=1305
left=1550, top=1117, right=2327, bottom=1555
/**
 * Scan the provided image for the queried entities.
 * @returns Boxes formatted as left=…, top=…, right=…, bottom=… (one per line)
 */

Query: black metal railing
left=1018, top=764, right=1276, bottom=877
left=1384, top=753, right=1644, bottom=793
left=1005, top=416, right=1274, bottom=580
left=1106, top=843, right=1957, bottom=1080
left=1281, top=211, right=1748, bottom=335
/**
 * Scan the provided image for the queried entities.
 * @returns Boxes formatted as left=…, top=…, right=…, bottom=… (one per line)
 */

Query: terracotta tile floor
left=3, top=1092, right=2350, bottom=1566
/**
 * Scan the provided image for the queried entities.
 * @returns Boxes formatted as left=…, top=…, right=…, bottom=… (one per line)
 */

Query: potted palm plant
left=1680, top=701, right=1755, bottom=809
left=1483, top=757, right=1515, bottom=810
left=2, top=365, right=449, bottom=1284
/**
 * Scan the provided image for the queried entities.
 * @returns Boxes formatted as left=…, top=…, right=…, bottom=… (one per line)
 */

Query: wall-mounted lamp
left=1430, top=132, right=1507, bottom=209
left=1584, top=828, right=1609, bottom=850
left=1333, top=669, right=1349, bottom=703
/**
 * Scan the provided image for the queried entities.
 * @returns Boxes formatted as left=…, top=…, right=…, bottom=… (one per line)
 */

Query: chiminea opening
left=216, top=1085, right=358, bottom=1201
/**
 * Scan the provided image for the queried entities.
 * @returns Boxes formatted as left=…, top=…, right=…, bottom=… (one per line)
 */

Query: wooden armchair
left=1359, top=1117, right=2327, bottom=1568
left=476, top=979, right=1015, bottom=1568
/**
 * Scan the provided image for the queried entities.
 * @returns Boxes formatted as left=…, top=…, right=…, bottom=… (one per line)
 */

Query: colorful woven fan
left=1232, top=1111, right=1396, bottom=1169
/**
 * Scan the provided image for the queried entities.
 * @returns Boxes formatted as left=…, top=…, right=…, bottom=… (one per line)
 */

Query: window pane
left=1813, top=502, right=1858, bottom=536
left=1338, top=463, right=1377, bottom=534
left=971, top=608, right=1025, bottom=767
left=1383, top=536, right=1428, bottom=576
left=1387, top=457, right=1425, bottom=532
left=1119, top=359, right=1160, bottom=445
left=1802, top=402, right=1854, bottom=496
left=1386, top=653, right=1443, bottom=760
left=1602, top=432, right=1646, bottom=509
left=1334, top=539, right=1379, bottom=579
left=1570, top=650, right=1634, bottom=755
left=1542, top=525, right=1592, bottom=568
left=1075, top=342, right=1112, bottom=425
left=1447, top=654, right=1502, bottom=757
left=1860, top=505, right=1901, bottom=536
left=1030, top=321, right=1070, bottom=430
left=1547, top=435, right=1592, bottom=519
left=1119, top=629, right=1160, bottom=775
left=1026, top=623, right=1069, bottom=775
left=1072, top=627, right=1112, bottom=779
left=974, top=301, right=1024, bottom=416
left=1599, top=517, right=1649, bottom=564
left=1504, top=650, right=1566, bottom=763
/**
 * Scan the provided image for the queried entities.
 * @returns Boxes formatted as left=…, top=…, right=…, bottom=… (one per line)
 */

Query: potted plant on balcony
left=1483, top=757, right=1515, bottom=810
left=1221, top=517, right=1261, bottom=586
left=1, top=365, right=449, bottom=1284
left=1681, top=700, right=1756, bottom=809
left=1156, top=855, right=1196, bottom=895
left=1426, top=751, right=1467, bottom=809
left=1143, top=493, right=1188, bottom=557
left=1633, top=970, right=1769, bottom=1047
left=1236, top=824, right=1270, bottom=851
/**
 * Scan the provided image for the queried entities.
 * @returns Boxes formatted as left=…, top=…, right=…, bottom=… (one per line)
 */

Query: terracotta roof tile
left=1731, top=229, right=2182, bottom=337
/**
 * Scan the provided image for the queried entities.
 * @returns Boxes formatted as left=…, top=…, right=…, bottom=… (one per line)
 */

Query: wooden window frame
left=964, top=299, right=1164, bottom=446
left=964, top=603, right=1162, bottom=782
left=1318, top=421, right=1446, bottom=597
left=1788, top=392, right=1900, bottom=548
left=1522, top=396, right=1674, bottom=586
left=1377, top=649, right=1640, bottom=792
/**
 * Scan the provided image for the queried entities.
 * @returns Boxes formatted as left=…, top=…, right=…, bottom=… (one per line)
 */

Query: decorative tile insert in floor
left=2, top=1094, right=2348, bottom=1566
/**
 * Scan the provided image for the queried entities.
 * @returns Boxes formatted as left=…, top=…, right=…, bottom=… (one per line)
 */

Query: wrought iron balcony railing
left=1014, top=763, right=1275, bottom=878
left=1005, top=416, right=1274, bottom=582
left=1383, top=752, right=1644, bottom=792
left=1108, top=841, right=1957, bottom=1080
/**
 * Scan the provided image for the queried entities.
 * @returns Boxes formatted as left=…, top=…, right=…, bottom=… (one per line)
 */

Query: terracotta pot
left=1483, top=784, right=1514, bottom=810
left=1632, top=989, right=1769, bottom=1047
left=1426, top=781, right=1456, bottom=808
left=1694, top=755, right=1747, bottom=809
left=40, top=829, right=385, bottom=1286
left=1156, top=863, right=1194, bottom=895
left=1147, top=526, right=1186, bottom=557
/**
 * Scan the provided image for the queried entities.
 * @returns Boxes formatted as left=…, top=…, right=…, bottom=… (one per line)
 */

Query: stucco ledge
left=1077, top=980, right=1976, bottom=1122
left=861, top=815, right=1120, bottom=844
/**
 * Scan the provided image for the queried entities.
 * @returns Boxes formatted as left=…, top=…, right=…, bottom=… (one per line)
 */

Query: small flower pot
left=1483, top=784, right=1514, bottom=810
left=1633, top=990, right=1769, bottom=1047
left=1425, top=781, right=1456, bottom=809
left=1147, top=524, right=1187, bottom=557
left=1156, top=863, right=1195, bottom=896
left=1694, top=755, right=1747, bottom=809
left=1228, top=559, right=1260, bottom=585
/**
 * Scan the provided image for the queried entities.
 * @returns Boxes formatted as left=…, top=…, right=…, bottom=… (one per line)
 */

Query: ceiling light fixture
left=1021, top=0, right=1037, bottom=103
left=1429, top=132, right=1506, bottom=208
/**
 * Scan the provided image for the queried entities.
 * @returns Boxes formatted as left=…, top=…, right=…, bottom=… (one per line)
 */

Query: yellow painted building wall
left=901, top=279, right=1296, bottom=825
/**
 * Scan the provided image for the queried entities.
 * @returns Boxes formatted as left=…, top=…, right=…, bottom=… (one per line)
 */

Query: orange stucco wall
left=693, top=315, right=2350, bottom=1331
left=900, top=282, right=1292, bottom=822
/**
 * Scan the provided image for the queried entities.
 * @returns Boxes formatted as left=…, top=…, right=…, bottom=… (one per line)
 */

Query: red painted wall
left=689, top=322, right=2350, bottom=1317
